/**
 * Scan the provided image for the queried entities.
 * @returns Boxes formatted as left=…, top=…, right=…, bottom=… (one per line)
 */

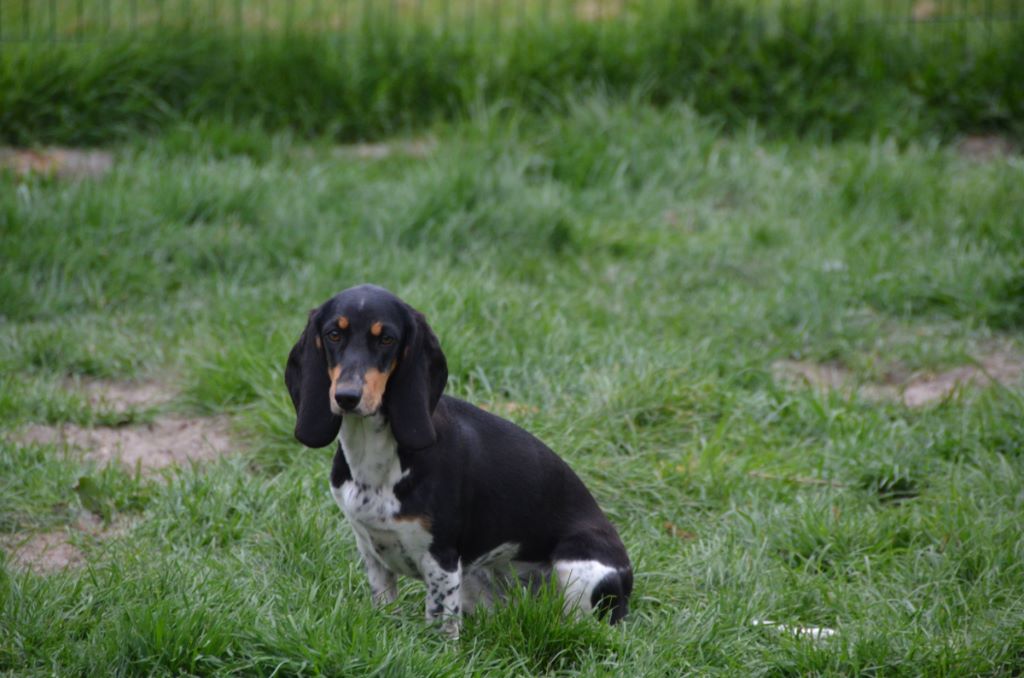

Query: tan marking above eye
left=370, top=322, right=383, bottom=337
left=338, top=316, right=349, bottom=329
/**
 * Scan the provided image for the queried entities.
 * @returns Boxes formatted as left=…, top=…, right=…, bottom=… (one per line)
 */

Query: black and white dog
left=285, top=285, right=632, bottom=637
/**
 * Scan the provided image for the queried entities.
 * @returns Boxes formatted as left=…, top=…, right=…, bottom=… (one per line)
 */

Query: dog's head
left=285, top=284, right=448, bottom=449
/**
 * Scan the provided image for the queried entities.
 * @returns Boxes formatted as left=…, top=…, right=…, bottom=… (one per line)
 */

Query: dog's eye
left=380, top=335, right=395, bottom=346
left=326, top=330, right=342, bottom=343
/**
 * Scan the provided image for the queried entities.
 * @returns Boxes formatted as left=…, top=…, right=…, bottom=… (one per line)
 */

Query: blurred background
left=1, top=0, right=1022, bottom=144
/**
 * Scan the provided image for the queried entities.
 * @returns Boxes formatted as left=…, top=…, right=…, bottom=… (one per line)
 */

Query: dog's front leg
left=353, top=530, right=398, bottom=606
left=421, top=551, right=462, bottom=639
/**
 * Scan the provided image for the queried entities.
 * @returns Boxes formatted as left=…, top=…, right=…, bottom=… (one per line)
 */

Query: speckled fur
left=331, top=415, right=433, bottom=583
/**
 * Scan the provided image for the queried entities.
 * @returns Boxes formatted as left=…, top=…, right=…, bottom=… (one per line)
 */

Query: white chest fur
left=330, top=415, right=433, bottom=578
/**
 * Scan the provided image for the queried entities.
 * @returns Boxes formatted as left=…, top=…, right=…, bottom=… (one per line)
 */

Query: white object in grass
left=753, top=619, right=837, bottom=641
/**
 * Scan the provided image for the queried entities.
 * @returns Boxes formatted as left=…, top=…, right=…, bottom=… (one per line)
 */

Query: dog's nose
left=334, top=387, right=362, bottom=412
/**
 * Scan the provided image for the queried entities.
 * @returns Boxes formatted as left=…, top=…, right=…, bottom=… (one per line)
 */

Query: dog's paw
left=439, top=617, right=461, bottom=640
left=371, top=587, right=398, bottom=607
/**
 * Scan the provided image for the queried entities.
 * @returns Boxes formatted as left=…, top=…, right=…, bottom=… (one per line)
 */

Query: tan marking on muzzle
left=329, top=365, right=341, bottom=396
left=338, top=316, right=349, bottom=329
left=362, top=360, right=397, bottom=412
left=370, top=321, right=383, bottom=337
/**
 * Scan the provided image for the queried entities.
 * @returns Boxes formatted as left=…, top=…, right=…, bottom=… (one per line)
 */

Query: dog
left=285, top=284, right=632, bottom=637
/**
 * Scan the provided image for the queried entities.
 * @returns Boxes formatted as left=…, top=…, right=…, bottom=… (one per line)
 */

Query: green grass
left=1, top=0, right=1022, bottom=145
left=2, top=99, right=1024, bottom=675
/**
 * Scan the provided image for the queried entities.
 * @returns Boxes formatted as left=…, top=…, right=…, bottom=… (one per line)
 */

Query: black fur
left=285, top=306, right=341, bottom=448
left=384, top=307, right=448, bottom=449
left=591, top=570, right=633, bottom=624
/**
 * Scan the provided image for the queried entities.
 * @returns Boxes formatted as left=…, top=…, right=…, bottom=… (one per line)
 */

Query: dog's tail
left=591, top=567, right=633, bottom=624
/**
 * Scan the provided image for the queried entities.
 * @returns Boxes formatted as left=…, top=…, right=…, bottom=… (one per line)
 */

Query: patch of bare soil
left=4, top=378, right=233, bottom=574
left=4, top=530, right=86, bottom=573
left=479, top=401, right=541, bottom=417
left=13, top=378, right=235, bottom=473
left=901, top=352, right=1024, bottom=407
left=575, top=0, right=624, bottom=22
left=3, top=513, right=130, bottom=575
left=773, top=349, right=1024, bottom=407
left=19, top=416, right=233, bottom=473
left=73, top=377, right=176, bottom=413
left=912, top=0, right=939, bottom=21
left=772, top=361, right=854, bottom=392
left=0, top=148, right=114, bottom=179
left=956, top=135, right=1017, bottom=161
left=336, top=137, right=437, bottom=160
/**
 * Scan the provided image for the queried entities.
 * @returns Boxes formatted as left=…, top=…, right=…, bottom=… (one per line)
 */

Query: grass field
left=2, top=99, right=1024, bottom=675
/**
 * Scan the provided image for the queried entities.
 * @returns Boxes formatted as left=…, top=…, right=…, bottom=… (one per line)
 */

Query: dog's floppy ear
left=385, top=306, right=448, bottom=449
left=284, top=306, right=341, bottom=448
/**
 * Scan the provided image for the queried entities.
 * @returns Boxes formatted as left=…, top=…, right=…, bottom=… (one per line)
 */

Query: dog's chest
left=331, top=417, right=432, bottom=578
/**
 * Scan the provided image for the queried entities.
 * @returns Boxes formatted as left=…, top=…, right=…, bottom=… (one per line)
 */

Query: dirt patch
left=72, top=377, right=176, bottom=413
left=901, top=352, right=1024, bottom=407
left=575, top=0, right=624, bottom=22
left=912, top=0, right=939, bottom=21
left=479, top=401, right=541, bottom=417
left=663, top=521, right=697, bottom=541
left=773, top=349, right=1024, bottom=407
left=336, top=137, right=437, bottom=160
left=956, top=135, right=1017, bottom=161
left=0, top=148, right=114, bottom=179
left=13, top=377, right=235, bottom=473
left=5, top=378, right=231, bottom=573
left=19, top=416, right=234, bottom=473
left=3, top=512, right=130, bottom=575
left=4, top=530, right=86, bottom=573
left=772, top=361, right=854, bottom=392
